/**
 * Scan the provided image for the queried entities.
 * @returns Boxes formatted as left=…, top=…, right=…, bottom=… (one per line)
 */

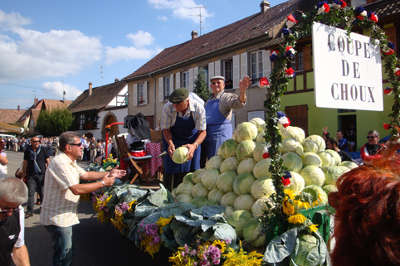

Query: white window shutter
left=188, top=68, right=194, bottom=92
left=240, top=52, right=248, bottom=79
left=214, top=60, right=221, bottom=76
left=208, top=62, right=215, bottom=87
left=169, top=74, right=174, bottom=92
left=158, top=77, right=164, bottom=102
left=132, top=83, right=138, bottom=106
left=193, top=67, right=199, bottom=82
left=143, top=81, right=148, bottom=105
left=176, top=72, right=181, bottom=88
left=262, top=50, right=271, bottom=77
left=233, top=54, right=240, bottom=89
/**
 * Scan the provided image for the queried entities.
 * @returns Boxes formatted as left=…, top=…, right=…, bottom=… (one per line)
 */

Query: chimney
left=191, top=30, right=198, bottom=40
left=17, top=105, right=20, bottom=111
left=88, top=82, right=93, bottom=96
left=115, top=78, right=119, bottom=83
left=34, top=97, right=38, bottom=106
left=260, top=0, right=270, bottom=13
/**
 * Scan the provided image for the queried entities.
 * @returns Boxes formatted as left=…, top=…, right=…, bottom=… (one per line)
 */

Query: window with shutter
left=199, top=66, right=208, bottom=83
left=221, top=58, right=233, bottom=89
left=163, top=76, right=170, bottom=100
left=180, top=71, right=189, bottom=88
left=137, top=83, right=144, bottom=105
left=248, top=51, right=264, bottom=84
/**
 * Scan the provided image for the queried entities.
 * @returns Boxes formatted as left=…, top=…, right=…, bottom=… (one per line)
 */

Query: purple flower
left=119, top=202, right=130, bottom=212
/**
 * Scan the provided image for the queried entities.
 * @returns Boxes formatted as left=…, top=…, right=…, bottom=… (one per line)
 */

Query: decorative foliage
left=262, top=0, right=399, bottom=257
left=35, top=108, right=73, bottom=136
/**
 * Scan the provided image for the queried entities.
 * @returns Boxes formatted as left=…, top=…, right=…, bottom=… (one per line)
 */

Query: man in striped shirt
left=40, top=131, right=125, bottom=266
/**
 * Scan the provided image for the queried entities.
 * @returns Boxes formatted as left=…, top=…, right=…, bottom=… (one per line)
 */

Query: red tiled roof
left=0, top=109, right=26, bottom=124
left=124, top=0, right=303, bottom=80
left=68, top=80, right=127, bottom=113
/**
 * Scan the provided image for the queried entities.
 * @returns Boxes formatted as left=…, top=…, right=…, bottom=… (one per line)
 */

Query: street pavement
left=6, top=150, right=170, bottom=266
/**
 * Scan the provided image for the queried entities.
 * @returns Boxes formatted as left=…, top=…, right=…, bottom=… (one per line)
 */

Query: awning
left=0, top=121, right=24, bottom=134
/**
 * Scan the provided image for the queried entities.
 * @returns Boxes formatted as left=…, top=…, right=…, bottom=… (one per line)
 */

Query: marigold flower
left=309, top=224, right=319, bottom=233
left=288, top=214, right=307, bottom=224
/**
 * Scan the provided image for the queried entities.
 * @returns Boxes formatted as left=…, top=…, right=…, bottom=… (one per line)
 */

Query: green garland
left=263, top=0, right=399, bottom=241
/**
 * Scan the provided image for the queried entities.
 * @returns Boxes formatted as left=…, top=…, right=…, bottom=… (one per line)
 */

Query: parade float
left=90, top=1, right=400, bottom=265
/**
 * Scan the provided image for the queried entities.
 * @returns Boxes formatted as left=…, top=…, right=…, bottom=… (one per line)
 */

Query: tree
left=193, top=73, right=211, bottom=102
left=35, top=108, right=73, bottom=136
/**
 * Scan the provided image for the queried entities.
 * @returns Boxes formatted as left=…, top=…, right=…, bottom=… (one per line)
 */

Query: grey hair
left=59, top=131, right=80, bottom=152
left=0, top=177, right=28, bottom=205
left=368, top=130, right=380, bottom=138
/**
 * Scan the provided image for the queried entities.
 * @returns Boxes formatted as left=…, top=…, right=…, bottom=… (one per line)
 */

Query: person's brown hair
left=329, top=144, right=400, bottom=266
left=59, top=131, right=79, bottom=152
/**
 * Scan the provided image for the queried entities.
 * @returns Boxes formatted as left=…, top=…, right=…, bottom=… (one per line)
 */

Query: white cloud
left=105, top=31, right=161, bottom=64
left=0, top=10, right=102, bottom=82
left=126, top=30, right=155, bottom=47
left=42, top=81, right=82, bottom=100
left=148, top=0, right=210, bottom=23
left=157, top=15, right=168, bottom=21
left=0, top=9, right=31, bottom=30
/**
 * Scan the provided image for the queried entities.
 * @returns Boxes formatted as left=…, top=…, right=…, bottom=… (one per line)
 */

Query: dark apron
left=205, top=97, right=232, bottom=159
left=162, top=112, right=201, bottom=174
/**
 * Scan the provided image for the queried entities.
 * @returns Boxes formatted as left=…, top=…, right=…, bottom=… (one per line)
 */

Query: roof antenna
left=189, top=5, right=205, bottom=35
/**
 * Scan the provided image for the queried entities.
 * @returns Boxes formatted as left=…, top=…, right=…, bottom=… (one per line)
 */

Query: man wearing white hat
left=204, top=75, right=251, bottom=159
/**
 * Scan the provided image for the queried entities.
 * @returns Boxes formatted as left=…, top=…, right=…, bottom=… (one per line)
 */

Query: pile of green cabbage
left=172, top=118, right=359, bottom=248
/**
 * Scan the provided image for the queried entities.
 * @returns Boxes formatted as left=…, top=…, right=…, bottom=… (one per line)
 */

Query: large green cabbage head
left=172, top=146, right=189, bottom=164
left=233, top=173, right=255, bottom=195
left=220, top=192, right=237, bottom=207
left=182, top=172, right=194, bottom=184
left=218, top=139, right=238, bottom=159
left=302, top=152, right=322, bottom=167
left=235, top=122, right=258, bottom=142
left=250, top=178, right=275, bottom=199
left=242, top=219, right=264, bottom=243
left=323, top=165, right=350, bottom=185
left=205, top=155, right=223, bottom=170
left=280, top=126, right=305, bottom=143
left=282, top=152, right=303, bottom=172
left=318, top=151, right=335, bottom=167
left=176, top=193, right=192, bottom=203
left=192, top=168, right=205, bottom=184
left=304, top=135, right=326, bottom=152
left=220, top=157, right=238, bottom=173
left=233, top=194, right=255, bottom=211
left=291, top=234, right=326, bottom=266
left=300, top=165, right=326, bottom=187
left=236, top=140, right=256, bottom=161
left=226, top=210, right=253, bottom=237
left=253, top=158, right=272, bottom=179
left=280, top=138, right=304, bottom=156
left=249, top=117, right=266, bottom=133
left=325, top=149, right=342, bottom=165
left=191, top=183, right=208, bottom=198
left=175, top=182, right=194, bottom=195
left=216, top=170, right=236, bottom=193
left=200, top=169, right=219, bottom=190
left=208, top=189, right=224, bottom=204
left=237, top=158, right=256, bottom=175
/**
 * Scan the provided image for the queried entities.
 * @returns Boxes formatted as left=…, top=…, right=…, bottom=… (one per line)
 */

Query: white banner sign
left=312, top=22, right=383, bottom=111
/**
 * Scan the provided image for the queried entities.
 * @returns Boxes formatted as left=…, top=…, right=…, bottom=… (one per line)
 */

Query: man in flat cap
left=160, top=88, right=206, bottom=190
left=204, top=75, right=251, bottom=159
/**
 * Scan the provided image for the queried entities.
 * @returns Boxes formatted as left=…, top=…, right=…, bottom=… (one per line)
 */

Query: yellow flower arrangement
left=212, top=240, right=226, bottom=254
left=288, top=214, right=307, bottom=224
left=282, top=199, right=295, bottom=216
left=223, top=242, right=263, bottom=266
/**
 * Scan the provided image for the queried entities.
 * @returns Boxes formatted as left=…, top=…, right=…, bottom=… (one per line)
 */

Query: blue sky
left=0, top=0, right=286, bottom=109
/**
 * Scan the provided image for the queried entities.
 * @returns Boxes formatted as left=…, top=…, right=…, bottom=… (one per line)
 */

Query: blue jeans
left=45, top=225, right=73, bottom=266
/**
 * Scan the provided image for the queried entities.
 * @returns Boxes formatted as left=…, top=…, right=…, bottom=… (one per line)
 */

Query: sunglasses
left=0, top=207, right=18, bottom=213
left=31, top=140, right=40, bottom=143
left=367, top=136, right=377, bottom=139
left=69, top=142, right=82, bottom=146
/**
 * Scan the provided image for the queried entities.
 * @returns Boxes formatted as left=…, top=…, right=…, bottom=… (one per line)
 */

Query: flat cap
left=168, top=88, right=189, bottom=104
left=210, top=75, right=225, bottom=81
